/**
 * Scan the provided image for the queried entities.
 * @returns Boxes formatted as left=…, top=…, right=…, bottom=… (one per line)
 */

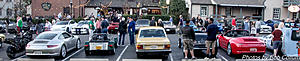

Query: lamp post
left=70, top=0, right=73, bottom=19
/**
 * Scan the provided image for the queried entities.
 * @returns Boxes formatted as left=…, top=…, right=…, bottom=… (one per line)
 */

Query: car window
left=292, top=30, right=300, bottom=41
left=62, top=33, right=71, bottom=38
left=56, top=21, right=69, bottom=25
left=58, top=35, right=65, bottom=39
left=225, top=30, right=249, bottom=37
left=70, top=21, right=75, bottom=24
left=139, top=29, right=166, bottom=38
left=36, top=33, right=57, bottom=40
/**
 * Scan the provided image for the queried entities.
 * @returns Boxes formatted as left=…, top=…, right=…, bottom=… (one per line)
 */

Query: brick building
left=31, top=0, right=87, bottom=18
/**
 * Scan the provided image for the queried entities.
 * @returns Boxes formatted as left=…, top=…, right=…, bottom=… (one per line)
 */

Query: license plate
left=96, top=46, right=102, bottom=50
left=166, top=29, right=170, bottom=31
left=150, top=45, right=158, bottom=49
left=250, top=48, right=257, bottom=52
left=34, top=51, right=42, bottom=55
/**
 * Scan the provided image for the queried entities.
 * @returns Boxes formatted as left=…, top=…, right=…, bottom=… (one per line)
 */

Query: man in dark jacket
left=118, top=17, right=127, bottom=46
left=150, top=16, right=156, bottom=26
left=157, top=19, right=164, bottom=27
left=101, top=17, right=109, bottom=33
left=206, top=18, right=218, bottom=58
left=128, top=17, right=136, bottom=45
left=181, top=20, right=196, bottom=59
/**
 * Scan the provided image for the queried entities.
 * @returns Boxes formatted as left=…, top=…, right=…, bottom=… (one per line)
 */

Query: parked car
left=216, top=30, right=266, bottom=56
left=265, top=20, right=280, bottom=31
left=7, top=22, right=17, bottom=33
left=51, top=20, right=77, bottom=33
left=84, top=33, right=117, bottom=55
left=26, top=31, right=82, bottom=58
left=0, top=34, right=5, bottom=48
left=72, top=21, right=89, bottom=35
left=278, top=28, right=299, bottom=56
left=136, top=27, right=171, bottom=58
left=135, top=19, right=150, bottom=34
left=259, top=21, right=272, bottom=34
left=108, top=22, right=119, bottom=34
left=162, top=21, right=176, bottom=34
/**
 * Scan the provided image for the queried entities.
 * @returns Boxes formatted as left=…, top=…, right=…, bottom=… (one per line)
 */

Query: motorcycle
left=5, top=31, right=32, bottom=59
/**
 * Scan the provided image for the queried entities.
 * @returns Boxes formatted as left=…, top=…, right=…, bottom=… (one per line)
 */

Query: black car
left=7, top=22, right=17, bottom=33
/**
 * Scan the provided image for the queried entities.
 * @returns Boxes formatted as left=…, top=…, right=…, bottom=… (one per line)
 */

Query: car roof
left=139, top=26, right=164, bottom=30
left=42, top=31, right=65, bottom=34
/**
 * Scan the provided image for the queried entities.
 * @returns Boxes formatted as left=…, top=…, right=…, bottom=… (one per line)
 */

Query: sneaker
left=192, top=57, right=196, bottom=60
left=204, top=57, right=209, bottom=59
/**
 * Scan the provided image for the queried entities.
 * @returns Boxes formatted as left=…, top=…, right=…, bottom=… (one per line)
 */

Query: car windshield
left=226, top=30, right=250, bottom=37
left=195, top=34, right=207, bottom=41
left=36, top=33, right=57, bottom=40
left=78, top=21, right=88, bottom=24
left=136, top=20, right=149, bottom=25
left=163, top=21, right=172, bottom=25
left=56, top=21, right=69, bottom=25
left=139, top=29, right=166, bottom=38
left=92, top=34, right=109, bottom=40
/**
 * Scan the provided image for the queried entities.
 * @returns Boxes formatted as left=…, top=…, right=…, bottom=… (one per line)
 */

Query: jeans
left=101, top=28, right=108, bottom=33
left=118, top=32, right=125, bottom=45
left=129, top=31, right=135, bottom=45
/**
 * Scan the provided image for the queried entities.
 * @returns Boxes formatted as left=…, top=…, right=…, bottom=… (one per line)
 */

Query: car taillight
left=137, top=45, right=143, bottom=49
left=84, top=45, right=89, bottom=47
left=165, top=45, right=170, bottom=49
left=109, top=45, right=113, bottom=47
left=47, top=45, right=58, bottom=48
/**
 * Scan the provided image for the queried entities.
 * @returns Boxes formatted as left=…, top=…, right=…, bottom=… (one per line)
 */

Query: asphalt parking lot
left=0, top=33, right=290, bottom=61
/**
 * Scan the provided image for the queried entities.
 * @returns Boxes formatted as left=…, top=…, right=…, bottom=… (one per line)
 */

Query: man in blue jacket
left=128, top=17, right=136, bottom=45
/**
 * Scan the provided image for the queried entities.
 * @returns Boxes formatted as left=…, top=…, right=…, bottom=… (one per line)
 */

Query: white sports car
left=259, top=25, right=272, bottom=34
left=51, top=20, right=77, bottom=33
left=72, top=21, right=89, bottom=35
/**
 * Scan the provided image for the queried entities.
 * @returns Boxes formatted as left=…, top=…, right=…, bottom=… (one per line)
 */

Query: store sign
left=288, top=5, right=300, bottom=12
left=41, top=2, right=51, bottom=11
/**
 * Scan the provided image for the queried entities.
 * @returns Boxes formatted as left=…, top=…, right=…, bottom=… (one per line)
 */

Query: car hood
left=231, top=37, right=264, bottom=44
left=75, top=24, right=89, bottom=28
left=136, top=38, right=170, bottom=45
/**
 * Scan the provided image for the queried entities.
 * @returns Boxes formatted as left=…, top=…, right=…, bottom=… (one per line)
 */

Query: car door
left=62, top=33, right=73, bottom=50
left=67, top=33, right=77, bottom=48
left=221, top=31, right=232, bottom=49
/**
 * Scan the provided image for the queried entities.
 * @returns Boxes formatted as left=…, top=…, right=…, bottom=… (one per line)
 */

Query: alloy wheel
left=61, top=46, right=67, bottom=58
left=227, top=44, right=232, bottom=55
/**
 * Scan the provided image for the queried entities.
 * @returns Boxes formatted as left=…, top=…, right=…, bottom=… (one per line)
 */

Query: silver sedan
left=26, top=31, right=82, bottom=58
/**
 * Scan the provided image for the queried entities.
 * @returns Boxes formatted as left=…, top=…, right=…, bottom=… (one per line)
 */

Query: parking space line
left=116, top=44, right=129, bottom=61
left=62, top=48, right=84, bottom=61
left=170, top=53, right=173, bottom=61
left=11, top=55, right=26, bottom=61
left=217, top=54, right=228, bottom=61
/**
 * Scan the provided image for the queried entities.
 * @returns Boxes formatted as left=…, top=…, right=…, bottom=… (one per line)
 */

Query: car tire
left=0, top=41, right=2, bottom=48
left=60, top=45, right=67, bottom=58
left=178, top=38, right=182, bottom=48
left=163, top=54, right=169, bottom=59
left=136, top=53, right=143, bottom=58
left=110, top=48, right=116, bottom=55
left=227, top=43, right=233, bottom=56
left=6, top=46, right=16, bottom=59
left=85, top=51, right=91, bottom=56
left=76, top=39, right=81, bottom=49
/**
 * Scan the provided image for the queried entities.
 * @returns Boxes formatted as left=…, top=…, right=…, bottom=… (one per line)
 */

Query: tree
left=160, top=0, right=167, bottom=15
left=169, top=0, right=188, bottom=25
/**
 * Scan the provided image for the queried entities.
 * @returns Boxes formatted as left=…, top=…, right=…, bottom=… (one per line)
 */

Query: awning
left=219, top=4, right=265, bottom=7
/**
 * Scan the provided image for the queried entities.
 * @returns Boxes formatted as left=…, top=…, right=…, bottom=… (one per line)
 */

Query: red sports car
left=108, top=22, right=119, bottom=34
left=217, top=30, right=266, bottom=56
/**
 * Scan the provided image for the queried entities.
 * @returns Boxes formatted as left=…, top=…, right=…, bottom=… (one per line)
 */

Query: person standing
left=205, top=18, right=218, bottom=58
left=178, top=15, right=184, bottom=27
left=181, top=20, right=196, bottom=59
left=157, top=19, right=164, bottom=27
left=118, top=17, right=127, bottom=46
left=45, top=20, right=52, bottom=31
left=278, top=19, right=285, bottom=29
left=101, top=17, right=109, bottom=33
left=232, top=18, right=237, bottom=30
left=150, top=16, right=157, bottom=26
left=16, top=17, right=23, bottom=34
left=95, top=18, right=102, bottom=33
left=89, top=18, right=96, bottom=33
left=242, top=17, right=251, bottom=31
left=271, top=24, right=282, bottom=56
left=169, top=16, right=173, bottom=22
left=128, top=17, right=136, bottom=45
